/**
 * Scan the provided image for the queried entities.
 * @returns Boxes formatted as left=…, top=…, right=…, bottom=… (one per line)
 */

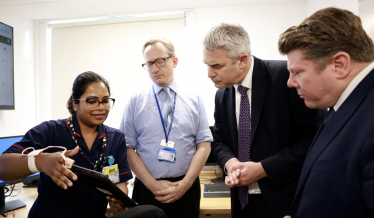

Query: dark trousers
left=238, top=194, right=272, bottom=218
left=132, top=175, right=200, bottom=218
left=110, top=205, right=167, bottom=218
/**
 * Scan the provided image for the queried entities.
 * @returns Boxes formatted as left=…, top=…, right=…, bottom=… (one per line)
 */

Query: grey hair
left=203, top=23, right=251, bottom=63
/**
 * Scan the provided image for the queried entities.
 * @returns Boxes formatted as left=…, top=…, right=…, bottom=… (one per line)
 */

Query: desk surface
left=4, top=183, right=37, bottom=218
left=199, top=171, right=231, bottom=214
left=4, top=171, right=231, bottom=217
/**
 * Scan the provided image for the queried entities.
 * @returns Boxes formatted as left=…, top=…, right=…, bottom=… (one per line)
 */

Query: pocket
left=311, top=159, right=346, bottom=172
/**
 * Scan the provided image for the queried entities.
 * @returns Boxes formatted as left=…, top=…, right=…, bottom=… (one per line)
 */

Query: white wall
left=51, top=18, right=185, bottom=128
left=177, top=2, right=307, bottom=125
left=359, top=0, right=374, bottom=40
left=306, top=0, right=359, bottom=16
left=34, top=21, right=51, bottom=125
left=0, top=10, right=35, bottom=137
left=48, top=2, right=308, bottom=128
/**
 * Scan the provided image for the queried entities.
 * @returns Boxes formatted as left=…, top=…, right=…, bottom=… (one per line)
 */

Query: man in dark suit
left=278, top=7, right=374, bottom=218
left=202, top=23, right=326, bottom=218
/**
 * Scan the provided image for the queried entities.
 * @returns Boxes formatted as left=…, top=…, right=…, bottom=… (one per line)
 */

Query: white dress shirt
left=226, top=56, right=261, bottom=194
left=334, top=61, right=374, bottom=111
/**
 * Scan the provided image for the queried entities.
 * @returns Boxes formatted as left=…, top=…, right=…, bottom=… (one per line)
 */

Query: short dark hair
left=278, top=7, right=374, bottom=70
left=66, top=71, right=110, bottom=115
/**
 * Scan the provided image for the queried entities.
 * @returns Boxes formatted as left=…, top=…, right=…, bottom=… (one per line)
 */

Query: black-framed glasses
left=77, top=98, right=115, bottom=110
left=142, top=56, right=173, bottom=71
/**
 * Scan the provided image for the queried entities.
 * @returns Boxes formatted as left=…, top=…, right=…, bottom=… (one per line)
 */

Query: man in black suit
left=279, top=7, right=374, bottom=218
left=202, top=23, right=326, bottom=218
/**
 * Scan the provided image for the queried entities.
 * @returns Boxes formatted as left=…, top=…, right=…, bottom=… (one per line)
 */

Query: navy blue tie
left=315, top=107, right=335, bottom=140
left=237, top=85, right=250, bottom=210
left=324, top=107, right=335, bottom=126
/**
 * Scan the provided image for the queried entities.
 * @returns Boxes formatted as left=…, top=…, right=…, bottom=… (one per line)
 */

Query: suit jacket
left=291, top=69, right=374, bottom=217
left=212, top=56, right=326, bottom=218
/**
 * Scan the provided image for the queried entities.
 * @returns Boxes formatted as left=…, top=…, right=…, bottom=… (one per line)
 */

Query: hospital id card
left=157, top=147, right=176, bottom=163
left=102, top=164, right=119, bottom=183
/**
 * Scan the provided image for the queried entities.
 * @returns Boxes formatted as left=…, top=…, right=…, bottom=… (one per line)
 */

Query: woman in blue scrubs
left=0, top=71, right=167, bottom=218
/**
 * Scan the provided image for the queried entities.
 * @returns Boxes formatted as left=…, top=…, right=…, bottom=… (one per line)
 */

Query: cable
left=4, top=185, right=15, bottom=197
left=8, top=187, right=21, bottom=197
left=4, top=184, right=21, bottom=197
left=1, top=210, right=15, bottom=218
left=213, top=165, right=223, bottom=179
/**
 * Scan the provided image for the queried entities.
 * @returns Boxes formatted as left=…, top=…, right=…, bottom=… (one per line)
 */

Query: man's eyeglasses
left=77, top=98, right=115, bottom=110
left=142, top=56, right=173, bottom=71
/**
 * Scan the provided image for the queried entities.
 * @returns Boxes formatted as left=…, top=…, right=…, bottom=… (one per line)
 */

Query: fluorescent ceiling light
left=49, top=17, right=109, bottom=24
left=48, top=11, right=185, bottom=24
left=115, top=11, right=185, bottom=19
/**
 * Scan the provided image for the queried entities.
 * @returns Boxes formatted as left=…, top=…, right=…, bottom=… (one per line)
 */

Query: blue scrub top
left=4, top=114, right=132, bottom=218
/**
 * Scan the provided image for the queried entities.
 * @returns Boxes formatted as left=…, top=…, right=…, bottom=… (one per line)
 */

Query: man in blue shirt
left=120, top=38, right=213, bottom=218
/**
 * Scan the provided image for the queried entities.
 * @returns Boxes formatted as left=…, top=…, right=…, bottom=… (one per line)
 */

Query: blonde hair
left=142, top=38, right=175, bottom=57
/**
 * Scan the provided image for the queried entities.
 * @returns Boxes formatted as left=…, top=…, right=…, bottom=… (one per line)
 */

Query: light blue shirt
left=120, top=81, right=213, bottom=179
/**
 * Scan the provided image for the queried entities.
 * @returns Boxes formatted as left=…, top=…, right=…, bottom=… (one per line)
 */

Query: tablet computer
left=71, top=165, right=137, bottom=207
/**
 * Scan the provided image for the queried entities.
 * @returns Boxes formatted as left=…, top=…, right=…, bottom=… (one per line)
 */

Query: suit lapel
left=225, top=87, right=239, bottom=156
left=250, top=57, right=268, bottom=145
left=294, top=69, right=374, bottom=203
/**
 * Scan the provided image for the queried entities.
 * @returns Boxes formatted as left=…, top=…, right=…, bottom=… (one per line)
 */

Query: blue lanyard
left=153, top=85, right=176, bottom=143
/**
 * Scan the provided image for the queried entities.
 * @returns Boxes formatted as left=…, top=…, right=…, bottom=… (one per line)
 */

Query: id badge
left=158, top=147, right=176, bottom=163
left=102, top=164, right=119, bottom=183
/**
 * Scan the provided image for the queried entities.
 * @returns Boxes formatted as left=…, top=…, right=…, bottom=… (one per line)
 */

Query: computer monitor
left=0, top=136, right=40, bottom=213
left=0, top=22, right=15, bottom=110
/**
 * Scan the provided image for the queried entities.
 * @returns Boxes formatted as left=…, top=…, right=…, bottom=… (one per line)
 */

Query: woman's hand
left=36, top=146, right=79, bottom=189
left=106, top=196, right=132, bottom=214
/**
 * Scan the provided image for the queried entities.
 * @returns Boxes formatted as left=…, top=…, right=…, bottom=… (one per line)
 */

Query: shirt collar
left=70, top=113, right=106, bottom=139
left=334, top=61, right=374, bottom=111
left=154, top=80, right=179, bottom=94
left=234, top=56, right=254, bottom=90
